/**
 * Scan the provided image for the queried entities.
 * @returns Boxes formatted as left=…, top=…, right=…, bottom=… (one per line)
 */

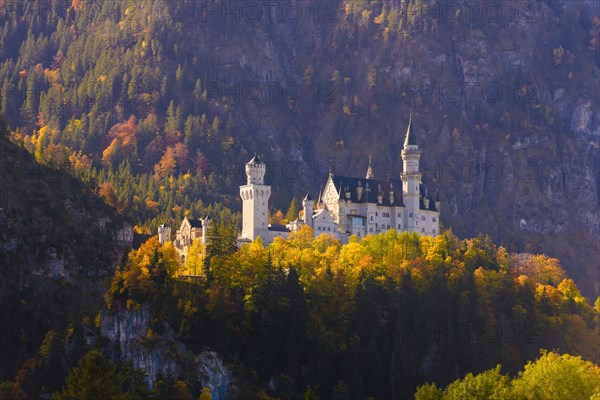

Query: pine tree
left=285, top=197, right=298, bottom=222
left=53, top=350, right=123, bottom=400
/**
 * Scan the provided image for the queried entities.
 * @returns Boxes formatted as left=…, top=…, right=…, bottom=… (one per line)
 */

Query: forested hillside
left=0, top=118, right=132, bottom=390
left=2, top=224, right=599, bottom=399
left=0, top=0, right=598, bottom=297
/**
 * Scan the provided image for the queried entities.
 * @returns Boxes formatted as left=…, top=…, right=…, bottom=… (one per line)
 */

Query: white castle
left=160, top=117, right=440, bottom=255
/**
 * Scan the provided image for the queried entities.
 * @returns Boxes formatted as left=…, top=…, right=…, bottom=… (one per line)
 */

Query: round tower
left=303, top=192, right=313, bottom=228
left=240, top=155, right=270, bottom=240
left=401, top=115, right=422, bottom=214
left=245, top=154, right=266, bottom=185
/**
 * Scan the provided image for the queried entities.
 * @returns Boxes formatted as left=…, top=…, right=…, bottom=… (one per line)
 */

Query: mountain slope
left=0, top=0, right=598, bottom=297
left=0, top=125, right=132, bottom=380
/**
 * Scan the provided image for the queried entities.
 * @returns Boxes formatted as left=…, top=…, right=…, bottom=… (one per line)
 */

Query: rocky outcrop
left=100, top=306, right=234, bottom=399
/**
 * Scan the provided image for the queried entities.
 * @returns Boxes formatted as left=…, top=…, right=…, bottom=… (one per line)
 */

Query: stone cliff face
left=0, top=136, right=132, bottom=378
left=100, top=305, right=233, bottom=399
left=196, top=0, right=599, bottom=297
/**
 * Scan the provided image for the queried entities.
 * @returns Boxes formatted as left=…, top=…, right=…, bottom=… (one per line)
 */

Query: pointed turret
left=401, top=115, right=422, bottom=217
left=303, top=192, right=314, bottom=227
left=435, top=190, right=441, bottom=211
left=404, top=114, right=418, bottom=147
left=366, top=154, right=374, bottom=179
left=248, top=153, right=263, bottom=164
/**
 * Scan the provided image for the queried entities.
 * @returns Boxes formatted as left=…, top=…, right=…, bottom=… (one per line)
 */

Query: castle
left=159, top=117, right=440, bottom=256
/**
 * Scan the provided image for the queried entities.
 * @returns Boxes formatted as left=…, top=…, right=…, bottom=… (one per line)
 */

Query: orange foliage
left=154, top=147, right=177, bottom=178
left=98, top=182, right=117, bottom=207
left=145, top=199, right=159, bottom=211
left=101, top=115, right=137, bottom=167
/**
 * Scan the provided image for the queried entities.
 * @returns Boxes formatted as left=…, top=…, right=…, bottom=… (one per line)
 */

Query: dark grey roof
left=404, top=116, right=417, bottom=146
left=330, top=175, right=439, bottom=211
left=331, top=175, right=404, bottom=207
left=268, top=224, right=290, bottom=232
left=248, top=154, right=263, bottom=164
left=188, top=219, right=203, bottom=228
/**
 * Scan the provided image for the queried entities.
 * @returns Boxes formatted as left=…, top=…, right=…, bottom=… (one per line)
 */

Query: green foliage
left=0, top=381, right=15, bottom=400
left=416, top=351, right=600, bottom=400
left=198, top=387, right=212, bottom=400
left=105, top=237, right=179, bottom=310
left=151, top=377, right=194, bottom=400
left=512, top=350, right=600, bottom=400
left=443, top=366, right=511, bottom=400
left=285, top=197, right=299, bottom=222
left=414, top=383, right=443, bottom=400
left=182, top=239, right=204, bottom=277
left=103, top=231, right=598, bottom=399
left=53, top=349, right=149, bottom=400
left=205, top=220, right=238, bottom=276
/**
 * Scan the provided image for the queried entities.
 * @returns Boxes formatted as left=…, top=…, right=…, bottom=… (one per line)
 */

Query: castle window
left=387, top=225, right=390, bottom=229
left=433, top=229, right=436, bottom=234
left=421, top=216, right=425, bottom=221
left=327, top=227, right=331, bottom=231
left=398, top=224, right=401, bottom=229
left=375, top=212, right=378, bottom=217
left=421, top=228, right=425, bottom=232
left=397, top=213, right=401, bottom=217
left=409, top=212, right=413, bottom=217
left=432, top=217, right=437, bottom=222
left=351, top=217, right=364, bottom=226
left=370, top=216, right=373, bottom=221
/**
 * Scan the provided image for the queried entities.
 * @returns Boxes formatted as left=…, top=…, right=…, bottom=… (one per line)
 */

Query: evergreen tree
left=285, top=197, right=298, bottom=222
left=53, top=350, right=123, bottom=400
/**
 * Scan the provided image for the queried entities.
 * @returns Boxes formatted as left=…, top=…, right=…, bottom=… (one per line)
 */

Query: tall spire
left=404, top=113, right=417, bottom=147
left=366, top=154, right=374, bottom=179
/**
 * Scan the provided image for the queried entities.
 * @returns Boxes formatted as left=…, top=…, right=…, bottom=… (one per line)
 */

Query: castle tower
left=158, top=224, right=171, bottom=244
left=201, top=216, right=210, bottom=244
left=401, top=116, right=422, bottom=215
left=303, top=192, right=313, bottom=228
left=240, top=155, right=270, bottom=241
